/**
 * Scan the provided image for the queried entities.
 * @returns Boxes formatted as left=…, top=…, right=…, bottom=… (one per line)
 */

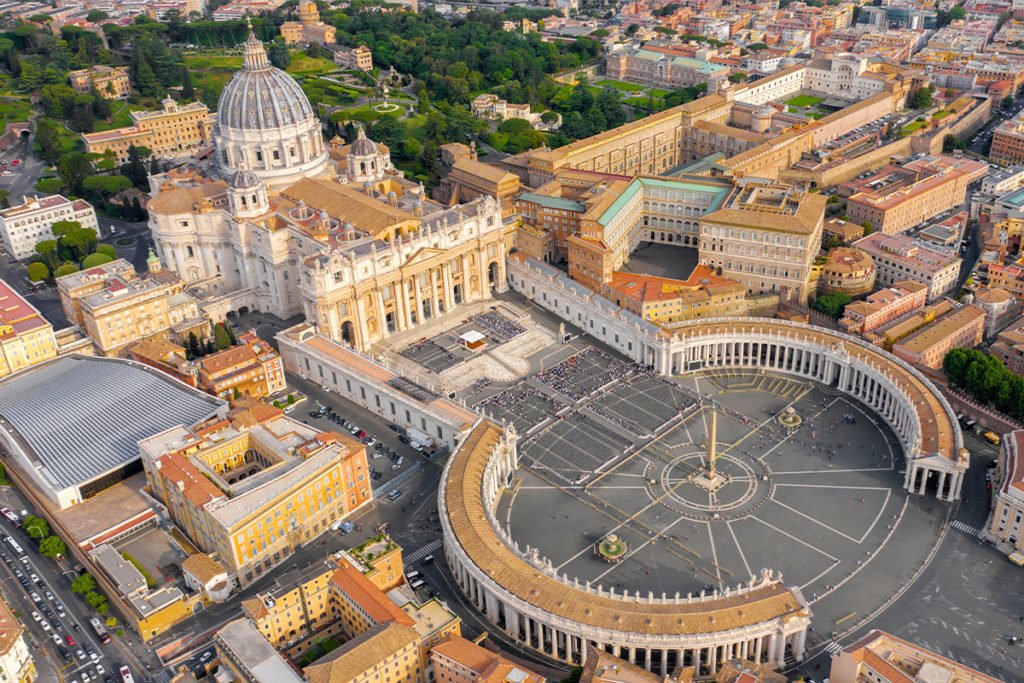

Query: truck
left=406, top=428, right=434, bottom=450
left=89, top=617, right=111, bottom=644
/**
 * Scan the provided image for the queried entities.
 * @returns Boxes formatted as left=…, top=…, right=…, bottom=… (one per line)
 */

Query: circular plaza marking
left=497, top=365, right=941, bottom=624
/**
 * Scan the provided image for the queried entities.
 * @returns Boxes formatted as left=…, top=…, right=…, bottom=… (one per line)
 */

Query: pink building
left=840, top=280, right=928, bottom=338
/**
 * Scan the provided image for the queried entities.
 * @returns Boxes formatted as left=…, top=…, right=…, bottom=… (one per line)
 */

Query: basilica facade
left=147, top=27, right=513, bottom=351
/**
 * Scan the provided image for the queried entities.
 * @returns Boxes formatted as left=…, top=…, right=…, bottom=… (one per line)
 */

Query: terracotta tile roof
left=181, top=553, right=226, bottom=583
left=0, top=595, right=23, bottom=656
left=331, top=559, right=415, bottom=627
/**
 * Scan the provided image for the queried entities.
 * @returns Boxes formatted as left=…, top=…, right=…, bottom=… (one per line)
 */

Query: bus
left=4, top=536, right=24, bottom=556
left=89, top=617, right=111, bottom=644
left=119, top=666, right=135, bottom=683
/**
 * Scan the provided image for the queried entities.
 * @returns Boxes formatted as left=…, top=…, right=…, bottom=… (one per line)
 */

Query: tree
left=35, top=120, right=62, bottom=166
left=811, top=292, right=852, bottom=319
left=85, top=591, right=107, bottom=609
left=186, top=331, right=202, bottom=359
left=728, top=71, right=747, bottom=83
left=134, top=55, right=159, bottom=97
left=181, top=65, right=195, bottom=99
left=268, top=41, right=290, bottom=70
left=23, top=515, right=49, bottom=539
left=71, top=573, right=97, bottom=594
left=83, top=174, right=131, bottom=198
left=55, top=263, right=80, bottom=278
left=861, top=220, right=875, bottom=235
left=82, top=253, right=114, bottom=268
left=91, top=88, right=111, bottom=120
left=96, top=244, right=116, bottom=258
left=40, top=84, right=76, bottom=118
left=58, top=153, right=95, bottom=195
left=213, top=322, right=233, bottom=350
left=0, top=188, right=8, bottom=209
left=35, top=240, right=59, bottom=269
left=86, top=9, right=109, bottom=22
left=26, top=262, right=50, bottom=281
left=913, top=86, right=934, bottom=110
left=35, top=177, right=64, bottom=194
left=39, top=536, right=66, bottom=558
left=123, top=145, right=149, bottom=189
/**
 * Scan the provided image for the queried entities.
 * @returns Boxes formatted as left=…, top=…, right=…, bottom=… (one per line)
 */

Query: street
left=0, top=133, right=46, bottom=205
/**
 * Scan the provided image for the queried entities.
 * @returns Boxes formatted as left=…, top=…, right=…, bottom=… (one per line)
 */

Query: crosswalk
left=405, top=539, right=442, bottom=565
left=150, top=670, right=171, bottom=683
left=823, top=641, right=843, bottom=656
left=950, top=520, right=981, bottom=537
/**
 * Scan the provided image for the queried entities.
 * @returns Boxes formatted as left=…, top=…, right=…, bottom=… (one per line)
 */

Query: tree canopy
left=944, top=348, right=1024, bottom=420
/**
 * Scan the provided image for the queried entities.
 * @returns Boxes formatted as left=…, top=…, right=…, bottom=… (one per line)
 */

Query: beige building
left=699, top=180, right=826, bottom=304
left=82, top=97, right=214, bottom=164
left=818, top=247, right=876, bottom=298
left=891, top=303, right=985, bottom=369
left=987, top=429, right=1024, bottom=556
left=830, top=630, right=1001, bottom=683
left=56, top=257, right=208, bottom=357
left=841, top=156, right=988, bottom=236
left=280, top=0, right=335, bottom=45
left=68, top=65, right=131, bottom=99
left=854, top=233, right=962, bottom=302
left=0, top=280, right=60, bottom=378
left=329, top=45, right=373, bottom=71
left=0, top=596, right=34, bottom=683
left=991, top=110, right=1024, bottom=167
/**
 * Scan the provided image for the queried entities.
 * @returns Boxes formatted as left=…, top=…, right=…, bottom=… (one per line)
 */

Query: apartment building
left=197, top=330, right=286, bottom=399
left=853, top=232, right=962, bottom=301
left=891, top=303, right=985, bottom=368
left=0, top=595, right=35, bottom=683
left=0, top=194, right=97, bottom=261
left=82, top=97, right=214, bottom=164
left=56, top=258, right=208, bottom=357
left=830, top=629, right=1000, bottom=683
left=431, top=634, right=546, bottom=683
left=992, top=111, right=1024, bottom=167
left=986, top=430, right=1024, bottom=557
left=839, top=280, right=928, bottom=337
left=68, top=65, right=131, bottom=99
left=140, top=403, right=372, bottom=586
left=327, top=44, right=373, bottom=71
left=0, top=280, right=60, bottom=379
left=602, top=269, right=756, bottom=325
left=984, top=262, right=1024, bottom=300
left=215, top=619, right=305, bottom=683
left=989, top=317, right=1024, bottom=377
left=842, top=156, right=988, bottom=235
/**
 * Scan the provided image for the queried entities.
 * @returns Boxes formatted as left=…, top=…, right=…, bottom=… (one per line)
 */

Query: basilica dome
left=213, top=25, right=329, bottom=189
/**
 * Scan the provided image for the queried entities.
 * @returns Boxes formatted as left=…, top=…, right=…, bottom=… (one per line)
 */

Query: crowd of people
left=535, top=348, right=630, bottom=401
left=475, top=385, right=560, bottom=428
left=473, top=311, right=526, bottom=343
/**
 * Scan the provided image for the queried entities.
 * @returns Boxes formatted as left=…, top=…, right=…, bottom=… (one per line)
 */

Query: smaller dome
left=231, top=165, right=261, bottom=189
left=350, top=126, right=377, bottom=156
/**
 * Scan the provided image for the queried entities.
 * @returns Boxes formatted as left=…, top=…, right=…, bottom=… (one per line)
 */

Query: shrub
left=26, top=262, right=49, bottom=281
left=96, top=244, right=116, bottom=258
left=81, top=253, right=114, bottom=268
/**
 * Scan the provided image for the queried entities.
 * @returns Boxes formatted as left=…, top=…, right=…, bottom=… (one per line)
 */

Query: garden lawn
left=786, top=94, right=824, bottom=108
left=932, top=110, right=952, bottom=120
left=286, top=54, right=338, bottom=76
left=596, top=79, right=646, bottom=92
left=648, top=88, right=671, bottom=98
left=93, top=102, right=146, bottom=133
left=0, top=96, right=32, bottom=124
left=36, top=117, right=80, bottom=155
left=903, top=120, right=927, bottom=133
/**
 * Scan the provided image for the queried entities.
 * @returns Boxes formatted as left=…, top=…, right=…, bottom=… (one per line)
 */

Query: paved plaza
left=620, top=241, right=699, bottom=280
left=399, top=311, right=526, bottom=373
left=493, top=358, right=947, bottom=654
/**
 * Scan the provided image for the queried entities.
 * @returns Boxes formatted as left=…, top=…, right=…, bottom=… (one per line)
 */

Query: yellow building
left=0, top=280, right=59, bottom=378
left=68, top=65, right=131, bottom=99
left=82, top=97, right=214, bottom=163
left=56, top=257, right=209, bottom=357
left=140, top=402, right=372, bottom=586
left=602, top=268, right=754, bottom=325
left=280, top=0, right=336, bottom=45
left=344, top=534, right=406, bottom=592
left=0, top=595, right=35, bottom=682
left=197, top=330, right=286, bottom=400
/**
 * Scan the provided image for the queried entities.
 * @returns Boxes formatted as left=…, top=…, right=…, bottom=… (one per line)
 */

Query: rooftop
left=0, top=355, right=224, bottom=490
left=216, top=619, right=304, bottom=683
left=894, top=304, right=984, bottom=354
left=304, top=621, right=420, bottom=683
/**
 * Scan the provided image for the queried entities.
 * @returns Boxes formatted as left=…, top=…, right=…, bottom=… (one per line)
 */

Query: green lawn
left=183, top=54, right=242, bottom=70
left=786, top=94, right=824, bottom=108
left=287, top=54, right=338, bottom=76
left=596, top=79, right=646, bottom=93
left=932, top=110, right=952, bottom=120
left=903, top=120, right=927, bottom=133
left=0, top=96, right=32, bottom=124
left=36, top=117, right=80, bottom=155
left=624, top=96, right=666, bottom=112
left=93, top=102, right=146, bottom=133
left=648, top=88, right=670, bottom=99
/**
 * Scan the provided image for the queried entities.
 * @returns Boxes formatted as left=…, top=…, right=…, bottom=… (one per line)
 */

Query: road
left=0, top=485, right=152, bottom=683
left=0, top=133, right=47, bottom=205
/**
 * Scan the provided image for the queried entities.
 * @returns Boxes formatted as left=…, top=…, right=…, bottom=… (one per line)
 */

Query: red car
left=64, top=635, right=75, bottom=647
left=9, top=159, right=20, bottom=167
